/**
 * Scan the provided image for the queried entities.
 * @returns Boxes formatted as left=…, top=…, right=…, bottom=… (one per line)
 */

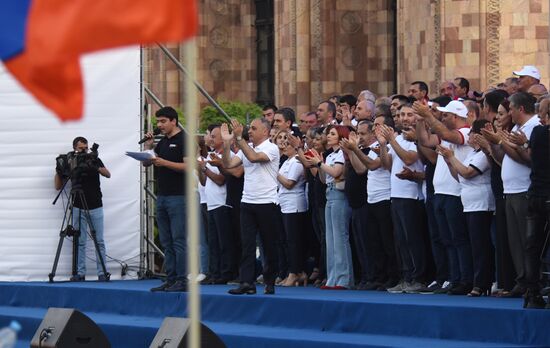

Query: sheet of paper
left=125, top=150, right=155, bottom=161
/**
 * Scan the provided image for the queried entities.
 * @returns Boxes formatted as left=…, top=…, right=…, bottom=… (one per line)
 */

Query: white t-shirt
left=324, top=149, right=345, bottom=184
left=433, top=127, right=471, bottom=196
left=389, top=134, right=423, bottom=199
left=459, top=149, right=495, bottom=212
left=367, top=142, right=391, bottom=204
left=237, top=139, right=280, bottom=204
left=501, top=115, right=541, bottom=194
left=278, top=156, right=307, bottom=213
left=204, top=152, right=228, bottom=211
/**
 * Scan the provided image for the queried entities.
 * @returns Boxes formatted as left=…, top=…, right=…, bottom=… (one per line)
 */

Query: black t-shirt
left=155, top=131, right=186, bottom=196
left=528, top=125, right=550, bottom=197
left=344, top=148, right=368, bottom=209
left=73, top=158, right=104, bottom=210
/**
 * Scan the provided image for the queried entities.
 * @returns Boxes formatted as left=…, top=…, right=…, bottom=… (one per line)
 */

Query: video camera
left=55, top=143, right=100, bottom=181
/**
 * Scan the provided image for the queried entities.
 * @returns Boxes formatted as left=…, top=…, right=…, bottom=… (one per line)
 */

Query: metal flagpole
left=182, top=38, right=201, bottom=347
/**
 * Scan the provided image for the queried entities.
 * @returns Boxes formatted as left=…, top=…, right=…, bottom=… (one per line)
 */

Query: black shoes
left=98, top=273, right=110, bottom=282
left=228, top=283, right=257, bottom=295
left=264, top=284, right=275, bottom=295
left=165, top=280, right=188, bottom=292
left=150, top=281, right=175, bottom=292
left=70, top=274, right=85, bottom=282
left=448, top=282, right=473, bottom=295
left=523, top=289, right=547, bottom=309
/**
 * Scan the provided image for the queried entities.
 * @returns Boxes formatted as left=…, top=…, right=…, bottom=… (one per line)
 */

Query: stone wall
left=275, top=0, right=395, bottom=114
left=143, top=0, right=549, bottom=115
left=397, top=0, right=549, bottom=96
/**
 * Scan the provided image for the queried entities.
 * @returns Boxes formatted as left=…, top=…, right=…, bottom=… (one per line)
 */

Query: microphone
left=138, top=128, right=160, bottom=144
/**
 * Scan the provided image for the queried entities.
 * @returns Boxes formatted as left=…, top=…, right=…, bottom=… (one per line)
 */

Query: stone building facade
left=143, top=0, right=549, bottom=115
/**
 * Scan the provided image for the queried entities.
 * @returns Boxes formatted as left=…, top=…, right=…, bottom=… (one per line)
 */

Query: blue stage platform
left=0, top=280, right=549, bottom=347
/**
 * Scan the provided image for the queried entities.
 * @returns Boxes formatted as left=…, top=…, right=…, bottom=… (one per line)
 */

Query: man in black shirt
left=523, top=122, right=550, bottom=308
left=54, top=137, right=111, bottom=281
left=144, top=106, right=188, bottom=292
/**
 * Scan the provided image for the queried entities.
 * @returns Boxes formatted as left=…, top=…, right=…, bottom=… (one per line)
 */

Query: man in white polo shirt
left=221, top=118, right=280, bottom=295
left=495, top=91, right=540, bottom=296
left=513, top=65, right=541, bottom=93
left=415, top=100, right=473, bottom=295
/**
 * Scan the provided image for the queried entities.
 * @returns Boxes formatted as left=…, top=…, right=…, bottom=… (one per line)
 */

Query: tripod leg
left=49, top=194, right=74, bottom=282
left=49, top=233, right=67, bottom=282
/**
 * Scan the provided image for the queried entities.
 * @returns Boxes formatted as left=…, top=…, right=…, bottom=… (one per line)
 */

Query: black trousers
left=311, top=205, right=327, bottom=279
left=350, top=204, right=372, bottom=282
left=391, top=198, right=426, bottom=282
left=466, top=211, right=495, bottom=289
left=366, top=200, right=399, bottom=283
left=494, top=198, right=516, bottom=290
left=239, top=203, right=279, bottom=285
left=282, top=212, right=307, bottom=274
left=207, top=206, right=238, bottom=280
left=525, top=195, right=550, bottom=290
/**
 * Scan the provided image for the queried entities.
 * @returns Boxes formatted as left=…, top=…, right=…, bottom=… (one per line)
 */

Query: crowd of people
left=152, top=66, right=550, bottom=309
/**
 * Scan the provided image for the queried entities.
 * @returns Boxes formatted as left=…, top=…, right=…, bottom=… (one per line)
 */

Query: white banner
left=0, top=47, right=141, bottom=281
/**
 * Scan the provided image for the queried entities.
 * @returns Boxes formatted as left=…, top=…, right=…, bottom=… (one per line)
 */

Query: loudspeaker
left=149, top=317, right=226, bottom=348
left=30, top=307, right=110, bottom=348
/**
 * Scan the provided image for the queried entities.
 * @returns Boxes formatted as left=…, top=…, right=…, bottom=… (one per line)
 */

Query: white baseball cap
left=436, top=100, right=468, bottom=118
left=513, top=65, right=541, bottom=80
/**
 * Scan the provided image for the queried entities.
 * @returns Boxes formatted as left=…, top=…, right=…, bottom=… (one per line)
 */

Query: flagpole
left=182, top=38, right=200, bottom=348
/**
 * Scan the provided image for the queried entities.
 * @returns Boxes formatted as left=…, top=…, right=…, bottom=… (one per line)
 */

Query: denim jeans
left=73, top=207, right=107, bottom=276
left=199, top=203, right=210, bottom=275
left=157, top=195, right=187, bottom=282
left=325, top=187, right=353, bottom=288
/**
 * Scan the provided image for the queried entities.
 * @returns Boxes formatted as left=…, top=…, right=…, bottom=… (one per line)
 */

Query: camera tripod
left=49, top=178, right=110, bottom=282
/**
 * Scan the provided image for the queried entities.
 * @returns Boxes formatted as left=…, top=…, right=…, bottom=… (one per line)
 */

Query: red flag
left=5, top=0, right=197, bottom=121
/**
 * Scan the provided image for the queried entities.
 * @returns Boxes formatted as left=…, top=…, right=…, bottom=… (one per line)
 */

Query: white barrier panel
left=0, top=47, right=141, bottom=281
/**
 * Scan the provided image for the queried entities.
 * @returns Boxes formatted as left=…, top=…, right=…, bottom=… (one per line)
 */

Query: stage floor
left=0, top=280, right=549, bottom=347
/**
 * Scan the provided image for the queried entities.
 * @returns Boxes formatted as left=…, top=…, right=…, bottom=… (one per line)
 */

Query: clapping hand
left=436, top=144, right=454, bottom=159
left=230, top=119, right=244, bottom=138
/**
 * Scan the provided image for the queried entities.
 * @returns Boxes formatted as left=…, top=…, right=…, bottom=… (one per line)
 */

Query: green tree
left=199, top=101, right=262, bottom=132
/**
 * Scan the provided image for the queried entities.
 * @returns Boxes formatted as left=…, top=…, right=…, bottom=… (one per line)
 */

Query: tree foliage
left=199, top=101, right=263, bottom=132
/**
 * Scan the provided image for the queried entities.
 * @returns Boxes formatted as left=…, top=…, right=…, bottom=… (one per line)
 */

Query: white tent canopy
left=0, top=47, right=142, bottom=281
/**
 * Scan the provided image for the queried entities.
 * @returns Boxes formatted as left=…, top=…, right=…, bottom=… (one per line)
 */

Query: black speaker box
left=30, top=307, right=110, bottom=348
left=149, top=317, right=226, bottom=348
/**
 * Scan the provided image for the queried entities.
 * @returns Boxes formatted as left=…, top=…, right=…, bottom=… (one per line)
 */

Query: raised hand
left=413, top=101, right=431, bottom=118
left=230, top=118, right=244, bottom=138
left=288, top=134, right=302, bottom=149
left=221, top=123, right=234, bottom=142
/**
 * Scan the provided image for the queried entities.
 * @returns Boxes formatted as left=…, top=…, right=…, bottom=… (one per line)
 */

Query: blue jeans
left=73, top=207, right=107, bottom=276
left=325, top=187, right=353, bottom=287
left=157, top=195, right=187, bottom=282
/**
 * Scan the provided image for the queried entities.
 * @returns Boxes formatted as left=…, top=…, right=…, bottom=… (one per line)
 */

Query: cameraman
left=54, top=136, right=111, bottom=282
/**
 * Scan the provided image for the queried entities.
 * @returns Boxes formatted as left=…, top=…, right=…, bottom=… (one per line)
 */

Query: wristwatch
left=522, top=141, right=529, bottom=149
left=316, top=161, right=322, bottom=168
left=236, top=135, right=243, bottom=141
